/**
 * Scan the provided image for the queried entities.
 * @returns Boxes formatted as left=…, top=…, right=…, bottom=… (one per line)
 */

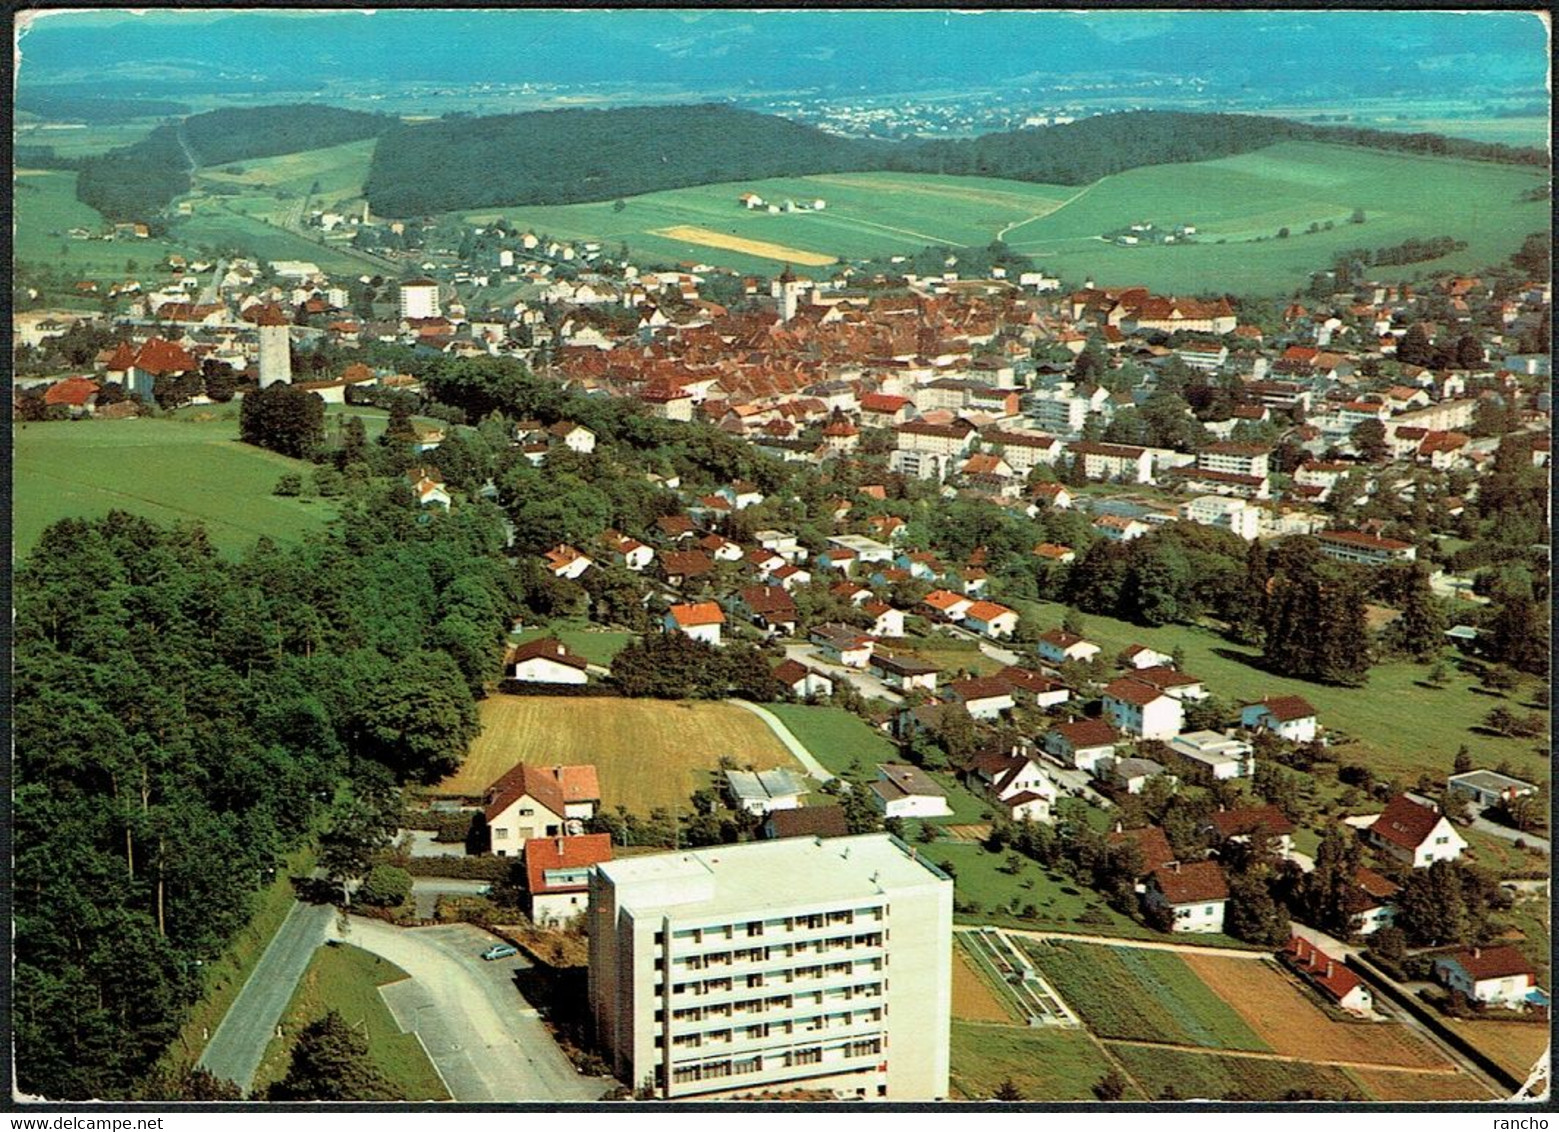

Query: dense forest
left=17, top=93, right=190, bottom=122
left=363, top=103, right=882, bottom=215
left=14, top=493, right=516, bottom=1098
left=74, top=105, right=392, bottom=222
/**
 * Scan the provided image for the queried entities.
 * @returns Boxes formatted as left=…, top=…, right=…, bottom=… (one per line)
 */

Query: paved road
left=1037, top=754, right=1114, bottom=809
left=1470, top=813, right=1550, bottom=854
left=338, top=918, right=611, bottom=1102
left=782, top=642, right=902, bottom=705
left=965, top=924, right=1268, bottom=959
left=197, top=900, right=335, bottom=1093
left=727, top=698, right=834, bottom=783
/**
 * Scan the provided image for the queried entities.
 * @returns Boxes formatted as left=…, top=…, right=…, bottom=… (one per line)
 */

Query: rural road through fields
left=197, top=900, right=335, bottom=1093
left=340, top=918, right=612, bottom=1102
left=727, top=698, right=835, bottom=783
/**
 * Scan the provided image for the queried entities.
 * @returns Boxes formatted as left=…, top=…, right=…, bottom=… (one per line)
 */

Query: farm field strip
left=650, top=225, right=836, bottom=266
left=1180, top=954, right=1454, bottom=1069
left=1022, top=938, right=1269, bottom=1051
left=1101, top=1037, right=1464, bottom=1074
left=434, top=695, right=802, bottom=811
left=951, top=947, right=1022, bottom=1024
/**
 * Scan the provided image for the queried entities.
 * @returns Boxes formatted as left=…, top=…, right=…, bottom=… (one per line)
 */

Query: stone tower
left=255, top=304, right=292, bottom=388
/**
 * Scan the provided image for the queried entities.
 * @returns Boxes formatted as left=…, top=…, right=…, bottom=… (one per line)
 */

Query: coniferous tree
left=268, top=1011, right=394, bottom=1101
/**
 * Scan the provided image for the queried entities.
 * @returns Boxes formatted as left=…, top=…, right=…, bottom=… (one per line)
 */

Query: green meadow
left=13, top=416, right=336, bottom=560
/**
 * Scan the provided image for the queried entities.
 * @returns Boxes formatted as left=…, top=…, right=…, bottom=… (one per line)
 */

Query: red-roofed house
left=44, top=376, right=101, bottom=416
left=996, top=667, right=1070, bottom=710
left=773, top=658, right=834, bottom=699
left=1204, top=805, right=1296, bottom=859
left=945, top=677, right=1016, bottom=720
left=543, top=544, right=593, bottom=580
left=524, top=833, right=613, bottom=926
left=484, top=763, right=602, bottom=856
left=1364, top=795, right=1467, bottom=868
left=1240, top=696, right=1319, bottom=743
left=1107, top=824, right=1176, bottom=876
left=1042, top=718, right=1119, bottom=773
left=665, top=602, right=725, bottom=645
left=1283, top=937, right=1373, bottom=1014
left=962, top=599, right=1018, bottom=639
left=1433, top=946, right=1538, bottom=1008
left=1102, top=677, right=1184, bottom=740
left=1146, top=861, right=1229, bottom=933
left=963, top=746, right=1057, bottom=823
left=1036, top=628, right=1101, bottom=667
left=919, top=589, right=972, bottom=622
left=507, top=638, right=590, bottom=685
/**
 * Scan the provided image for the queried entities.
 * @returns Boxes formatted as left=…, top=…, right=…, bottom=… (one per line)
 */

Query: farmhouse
left=506, top=638, right=590, bottom=685
left=1145, top=860, right=1229, bottom=933
left=485, top=763, right=602, bottom=856
left=871, top=764, right=952, bottom=819
left=1282, top=937, right=1373, bottom=1015
left=1433, top=946, right=1538, bottom=1009
left=1364, top=794, right=1467, bottom=868
left=524, top=833, right=614, bottom=927
left=665, top=602, right=725, bottom=645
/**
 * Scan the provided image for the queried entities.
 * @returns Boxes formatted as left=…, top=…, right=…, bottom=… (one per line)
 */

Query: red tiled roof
left=668, top=601, right=724, bottom=628
left=1049, top=718, right=1118, bottom=750
left=948, top=677, right=1014, bottom=703
left=1440, top=945, right=1534, bottom=982
left=1208, top=805, right=1295, bottom=841
left=963, top=600, right=1015, bottom=623
left=1247, top=695, right=1316, bottom=723
left=507, top=637, right=589, bottom=672
left=1108, top=825, right=1176, bottom=873
left=44, top=376, right=100, bottom=407
left=1284, top=936, right=1366, bottom=1004
left=485, top=763, right=601, bottom=823
left=1152, top=861, right=1229, bottom=905
left=524, top=833, right=613, bottom=894
left=1103, top=677, right=1169, bottom=706
left=1369, top=794, right=1444, bottom=852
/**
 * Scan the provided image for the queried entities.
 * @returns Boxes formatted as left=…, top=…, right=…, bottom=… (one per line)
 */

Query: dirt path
left=972, top=924, right=1268, bottom=959
left=1101, top=1037, right=1465, bottom=1075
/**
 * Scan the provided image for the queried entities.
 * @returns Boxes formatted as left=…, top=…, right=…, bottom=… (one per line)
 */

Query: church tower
left=255, top=304, right=292, bottom=388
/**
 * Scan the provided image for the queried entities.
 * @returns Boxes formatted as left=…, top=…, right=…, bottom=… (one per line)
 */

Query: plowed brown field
left=1350, top=1068, right=1498, bottom=1101
left=1182, top=955, right=1450, bottom=1069
left=952, top=950, right=1018, bottom=1023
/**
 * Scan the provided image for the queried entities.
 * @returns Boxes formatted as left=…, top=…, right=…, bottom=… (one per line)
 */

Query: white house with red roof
left=1145, top=860, right=1228, bottom=933
left=1363, top=794, right=1467, bottom=868
left=1283, top=937, right=1373, bottom=1014
left=1348, top=866, right=1401, bottom=936
left=543, top=544, right=593, bottom=580
left=945, top=677, right=1016, bottom=721
left=962, top=599, right=1018, bottom=639
left=1042, top=718, right=1119, bottom=773
left=773, top=658, right=834, bottom=699
left=507, top=638, right=590, bottom=685
left=1433, top=946, right=1538, bottom=1008
left=1036, top=628, right=1101, bottom=667
left=1120, top=644, right=1175, bottom=670
left=1240, top=696, right=1320, bottom=743
left=485, top=763, right=602, bottom=857
left=600, top=530, right=655, bottom=572
left=524, top=833, right=613, bottom=926
left=964, top=746, right=1057, bottom=824
left=863, top=600, right=905, bottom=638
left=996, top=667, right=1069, bottom=710
left=1102, top=677, right=1184, bottom=740
left=919, top=589, right=972, bottom=622
left=665, top=602, right=725, bottom=645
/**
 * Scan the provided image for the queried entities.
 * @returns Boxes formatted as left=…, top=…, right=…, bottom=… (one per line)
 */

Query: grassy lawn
left=250, top=942, right=449, bottom=1101
left=1461, top=825, right=1550, bottom=880
left=512, top=623, right=636, bottom=667
left=1024, top=940, right=1268, bottom=1050
left=159, top=841, right=317, bottom=1073
left=901, top=635, right=1003, bottom=678
left=762, top=703, right=898, bottom=777
left=1009, top=599, right=1549, bottom=791
left=14, top=416, right=337, bottom=560
left=433, top=695, right=801, bottom=812
left=950, top=1022, right=1135, bottom=1101
left=931, top=842, right=1150, bottom=937
left=13, top=168, right=190, bottom=274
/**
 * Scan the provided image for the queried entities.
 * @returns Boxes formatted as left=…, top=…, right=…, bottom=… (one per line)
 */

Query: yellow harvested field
left=652, top=225, right=836, bottom=266
left=433, top=695, right=801, bottom=812
left=1181, top=955, right=1450, bottom=1069
left=952, top=952, right=1018, bottom=1024
left=1443, top=1018, right=1551, bottom=1081
left=1350, top=1068, right=1497, bottom=1101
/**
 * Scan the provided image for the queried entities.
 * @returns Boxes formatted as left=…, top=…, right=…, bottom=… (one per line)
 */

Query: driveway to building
left=782, top=642, right=903, bottom=705
left=1469, top=813, right=1550, bottom=855
left=408, top=877, right=492, bottom=920
left=938, top=622, right=1021, bottom=668
left=197, top=900, right=335, bottom=1094
left=338, top=917, right=612, bottom=1102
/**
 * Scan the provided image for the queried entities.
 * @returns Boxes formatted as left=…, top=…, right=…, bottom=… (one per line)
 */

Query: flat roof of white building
left=596, top=833, right=949, bottom=918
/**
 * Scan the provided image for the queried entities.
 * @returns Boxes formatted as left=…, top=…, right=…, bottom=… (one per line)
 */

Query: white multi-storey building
left=588, top=834, right=952, bottom=1101
left=398, top=276, right=441, bottom=319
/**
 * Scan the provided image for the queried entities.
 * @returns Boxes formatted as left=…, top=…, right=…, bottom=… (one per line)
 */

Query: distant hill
left=76, top=104, right=393, bottom=222
left=362, top=105, right=1546, bottom=216
left=362, top=103, right=883, bottom=216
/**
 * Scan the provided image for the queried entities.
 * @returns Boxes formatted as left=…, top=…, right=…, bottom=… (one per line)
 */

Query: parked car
left=481, top=943, right=518, bottom=961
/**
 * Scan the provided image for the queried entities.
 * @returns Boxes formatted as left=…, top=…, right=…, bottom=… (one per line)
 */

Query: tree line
left=14, top=481, right=517, bottom=1098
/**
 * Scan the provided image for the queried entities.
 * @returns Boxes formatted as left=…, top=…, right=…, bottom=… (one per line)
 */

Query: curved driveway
left=334, top=917, right=611, bottom=1102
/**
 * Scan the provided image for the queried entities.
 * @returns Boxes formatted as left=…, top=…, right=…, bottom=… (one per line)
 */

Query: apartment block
left=588, top=834, right=952, bottom=1101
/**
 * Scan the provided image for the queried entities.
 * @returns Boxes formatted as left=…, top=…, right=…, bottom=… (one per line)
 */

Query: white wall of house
left=1105, top=694, right=1183, bottom=740
left=512, top=657, right=589, bottom=685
